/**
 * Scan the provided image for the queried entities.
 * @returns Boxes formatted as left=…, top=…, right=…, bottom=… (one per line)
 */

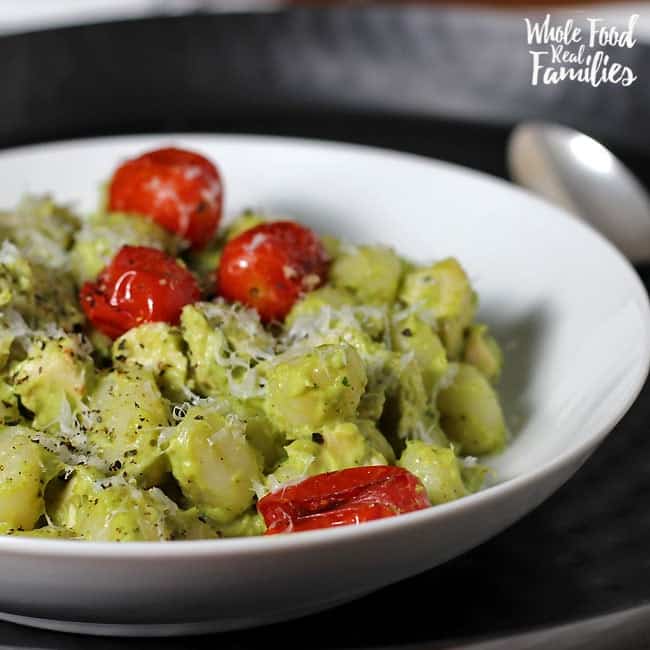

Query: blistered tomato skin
left=258, top=466, right=430, bottom=535
left=217, top=221, right=330, bottom=322
left=80, top=246, right=201, bottom=339
left=108, top=147, right=222, bottom=249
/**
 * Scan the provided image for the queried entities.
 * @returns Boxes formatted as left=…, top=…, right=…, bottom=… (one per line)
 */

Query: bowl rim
left=0, top=132, right=648, bottom=558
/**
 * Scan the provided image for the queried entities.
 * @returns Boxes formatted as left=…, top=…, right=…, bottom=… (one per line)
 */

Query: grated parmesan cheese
left=0, top=240, right=20, bottom=265
left=438, top=363, right=459, bottom=390
left=197, top=299, right=276, bottom=400
left=245, top=232, right=267, bottom=253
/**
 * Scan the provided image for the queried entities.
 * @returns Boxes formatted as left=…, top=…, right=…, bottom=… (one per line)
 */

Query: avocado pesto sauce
left=0, top=195, right=507, bottom=541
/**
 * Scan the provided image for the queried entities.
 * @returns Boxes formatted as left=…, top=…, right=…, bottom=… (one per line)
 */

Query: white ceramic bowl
left=0, top=135, right=647, bottom=637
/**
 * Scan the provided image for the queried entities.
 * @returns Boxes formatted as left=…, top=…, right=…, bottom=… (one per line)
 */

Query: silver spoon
left=507, top=122, right=650, bottom=263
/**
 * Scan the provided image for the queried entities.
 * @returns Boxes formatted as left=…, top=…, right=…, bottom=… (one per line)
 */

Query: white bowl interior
left=1, top=135, right=646, bottom=490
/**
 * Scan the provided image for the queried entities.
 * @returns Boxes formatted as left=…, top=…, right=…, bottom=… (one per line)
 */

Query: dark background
left=0, top=7, right=649, bottom=648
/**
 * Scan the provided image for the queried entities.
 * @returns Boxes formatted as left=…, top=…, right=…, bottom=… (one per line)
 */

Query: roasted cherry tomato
left=257, top=466, right=429, bottom=535
left=108, top=147, right=223, bottom=249
left=217, top=221, right=329, bottom=322
left=80, top=245, right=201, bottom=339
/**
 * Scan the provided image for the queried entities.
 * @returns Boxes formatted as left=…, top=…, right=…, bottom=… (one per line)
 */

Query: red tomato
left=257, top=466, right=430, bottom=535
left=217, top=221, right=329, bottom=322
left=80, top=245, right=201, bottom=339
left=108, top=147, right=223, bottom=249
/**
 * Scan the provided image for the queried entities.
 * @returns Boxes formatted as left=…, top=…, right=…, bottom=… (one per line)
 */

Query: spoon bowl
left=507, top=122, right=650, bottom=263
